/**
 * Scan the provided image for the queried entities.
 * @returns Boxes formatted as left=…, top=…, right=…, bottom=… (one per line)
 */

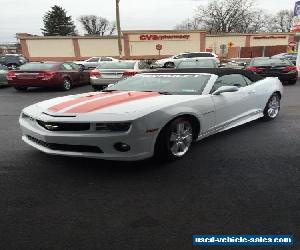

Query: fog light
left=114, top=142, right=131, bottom=152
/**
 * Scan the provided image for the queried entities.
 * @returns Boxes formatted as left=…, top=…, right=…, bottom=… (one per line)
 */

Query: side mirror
left=238, top=62, right=247, bottom=67
left=213, top=85, right=239, bottom=95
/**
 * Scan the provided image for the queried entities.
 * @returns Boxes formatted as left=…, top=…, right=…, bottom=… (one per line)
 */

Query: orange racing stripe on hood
left=64, top=91, right=160, bottom=113
left=48, top=92, right=119, bottom=112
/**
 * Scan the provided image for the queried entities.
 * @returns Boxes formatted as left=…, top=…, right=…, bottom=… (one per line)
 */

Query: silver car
left=0, top=64, right=8, bottom=86
left=90, top=60, right=150, bottom=90
left=176, top=59, right=218, bottom=69
left=73, top=57, right=117, bottom=70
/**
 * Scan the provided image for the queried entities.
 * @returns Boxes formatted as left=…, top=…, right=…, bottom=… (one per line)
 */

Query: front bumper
left=19, top=115, right=156, bottom=161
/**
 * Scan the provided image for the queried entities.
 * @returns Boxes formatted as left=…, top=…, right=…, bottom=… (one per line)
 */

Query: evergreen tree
left=41, top=5, right=77, bottom=36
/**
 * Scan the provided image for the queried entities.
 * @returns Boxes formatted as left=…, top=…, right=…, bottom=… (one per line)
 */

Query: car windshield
left=177, top=60, right=217, bottom=69
left=19, top=63, right=57, bottom=70
left=107, top=74, right=210, bottom=95
left=252, top=58, right=292, bottom=66
left=97, top=61, right=135, bottom=69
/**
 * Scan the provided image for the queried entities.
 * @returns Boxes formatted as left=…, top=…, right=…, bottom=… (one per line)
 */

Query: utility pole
left=116, top=0, right=122, bottom=59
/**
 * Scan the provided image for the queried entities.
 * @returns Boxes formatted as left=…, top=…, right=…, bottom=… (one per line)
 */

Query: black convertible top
left=148, top=68, right=264, bottom=82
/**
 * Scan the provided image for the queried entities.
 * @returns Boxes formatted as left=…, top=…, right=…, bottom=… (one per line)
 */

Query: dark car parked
left=7, top=61, right=90, bottom=91
left=0, top=54, right=28, bottom=69
left=246, top=57, right=298, bottom=85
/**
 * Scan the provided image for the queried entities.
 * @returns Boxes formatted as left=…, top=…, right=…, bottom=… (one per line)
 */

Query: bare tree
left=174, top=18, right=202, bottom=30
left=78, top=15, right=116, bottom=36
left=175, top=0, right=269, bottom=33
left=269, top=10, right=293, bottom=32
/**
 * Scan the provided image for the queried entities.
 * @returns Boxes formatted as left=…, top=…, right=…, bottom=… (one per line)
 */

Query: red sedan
left=7, top=61, right=90, bottom=91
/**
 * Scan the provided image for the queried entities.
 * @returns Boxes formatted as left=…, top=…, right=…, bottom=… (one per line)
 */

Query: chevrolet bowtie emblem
left=45, top=124, right=59, bottom=130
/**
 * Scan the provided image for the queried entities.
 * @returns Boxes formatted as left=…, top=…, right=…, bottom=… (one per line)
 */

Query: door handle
left=248, top=90, right=256, bottom=94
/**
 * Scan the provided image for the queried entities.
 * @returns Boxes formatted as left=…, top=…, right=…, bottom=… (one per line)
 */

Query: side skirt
left=196, top=112, right=264, bottom=141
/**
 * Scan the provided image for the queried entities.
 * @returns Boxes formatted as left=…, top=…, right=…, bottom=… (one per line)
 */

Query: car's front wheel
left=155, top=118, right=194, bottom=161
left=263, top=93, right=281, bottom=120
left=14, top=86, right=28, bottom=91
left=164, top=62, right=175, bottom=68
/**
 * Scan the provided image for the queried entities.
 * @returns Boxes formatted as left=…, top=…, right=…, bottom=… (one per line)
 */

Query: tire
left=14, top=86, right=27, bottom=91
left=62, top=78, right=72, bottom=91
left=92, top=85, right=106, bottom=91
left=154, top=117, right=194, bottom=161
left=288, top=80, right=297, bottom=85
left=164, top=62, right=175, bottom=68
left=263, top=93, right=281, bottom=121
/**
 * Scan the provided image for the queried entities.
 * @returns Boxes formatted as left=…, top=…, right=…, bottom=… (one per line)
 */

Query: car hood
left=23, top=91, right=202, bottom=122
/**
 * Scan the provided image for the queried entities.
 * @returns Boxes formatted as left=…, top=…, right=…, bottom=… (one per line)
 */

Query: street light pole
left=116, top=0, right=122, bottom=59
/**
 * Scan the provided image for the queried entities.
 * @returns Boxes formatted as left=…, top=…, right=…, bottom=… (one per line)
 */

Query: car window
left=251, top=58, right=292, bottom=66
left=243, top=76, right=253, bottom=85
left=188, top=53, right=214, bottom=58
left=174, top=54, right=187, bottom=59
left=87, top=57, right=100, bottom=62
left=138, top=61, right=150, bottom=69
left=101, top=57, right=113, bottom=62
left=107, top=74, right=211, bottom=95
left=61, top=63, right=73, bottom=70
left=211, top=74, right=248, bottom=93
left=177, top=60, right=217, bottom=68
left=19, top=63, right=57, bottom=71
left=68, top=62, right=80, bottom=70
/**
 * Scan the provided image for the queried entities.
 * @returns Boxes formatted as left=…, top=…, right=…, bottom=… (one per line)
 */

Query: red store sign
left=253, top=35, right=287, bottom=40
left=140, top=34, right=190, bottom=41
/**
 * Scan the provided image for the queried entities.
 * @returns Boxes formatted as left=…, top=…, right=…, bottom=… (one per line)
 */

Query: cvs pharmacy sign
left=140, top=34, right=190, bottom=41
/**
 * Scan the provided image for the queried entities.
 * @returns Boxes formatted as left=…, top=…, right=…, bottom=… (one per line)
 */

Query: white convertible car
left=19, top=69, right=283, bottom=161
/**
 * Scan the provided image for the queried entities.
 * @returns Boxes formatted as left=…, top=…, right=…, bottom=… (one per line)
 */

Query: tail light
left=246, top=66, right=263, bottom=73
left=90, top=70, right=101, bottom=78
left=6, top=71, right=16, bottom=80
left=282, top=66, right=297, bottom=72
left=122, top=71, right=138, bottom=77
left=39, top=71, right=56, bottom=80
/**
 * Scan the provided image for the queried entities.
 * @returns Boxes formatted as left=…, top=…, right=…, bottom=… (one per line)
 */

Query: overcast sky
left=0, top=0, right=296, bottom=42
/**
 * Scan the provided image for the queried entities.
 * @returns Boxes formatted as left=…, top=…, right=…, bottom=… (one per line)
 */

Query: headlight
left=21, top=112, right=34, bottom=121
left=95, top=122, right=131, bottom=132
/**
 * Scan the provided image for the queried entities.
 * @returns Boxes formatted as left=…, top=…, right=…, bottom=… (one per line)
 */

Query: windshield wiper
left=101, top=89, right=118, bottom=92
left=158, top=91, right=173, bottom=95
left=139, top=90, right=173, bottom=95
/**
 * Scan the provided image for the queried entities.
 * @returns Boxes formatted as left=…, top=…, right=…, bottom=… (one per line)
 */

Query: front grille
left=37, top=120, right=90, bottom=131
left=27, top=135, right=103, bottom=153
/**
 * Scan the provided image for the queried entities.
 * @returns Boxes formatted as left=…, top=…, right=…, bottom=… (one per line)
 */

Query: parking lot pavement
left=0, top=83, right=299, bottom=250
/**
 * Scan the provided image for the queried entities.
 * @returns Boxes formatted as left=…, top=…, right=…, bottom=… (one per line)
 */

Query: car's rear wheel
left=263, top=93, right=281, bottom=120
left=62, top=78, right=72, bottom=91
left=14, top=86, right=27, bottom=91
left=154, top=118, right=194, bottom=161
left=92, top=85, right=106, bottom=91
left=288, top=80, right=297, bottom=85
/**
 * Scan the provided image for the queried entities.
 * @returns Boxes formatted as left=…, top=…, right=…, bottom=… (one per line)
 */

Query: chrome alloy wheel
left=169, top=121, right=193, bottom=157
left=63, top=79, right=71, bottom=90
left=267, top=95, right=280, bottom=118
